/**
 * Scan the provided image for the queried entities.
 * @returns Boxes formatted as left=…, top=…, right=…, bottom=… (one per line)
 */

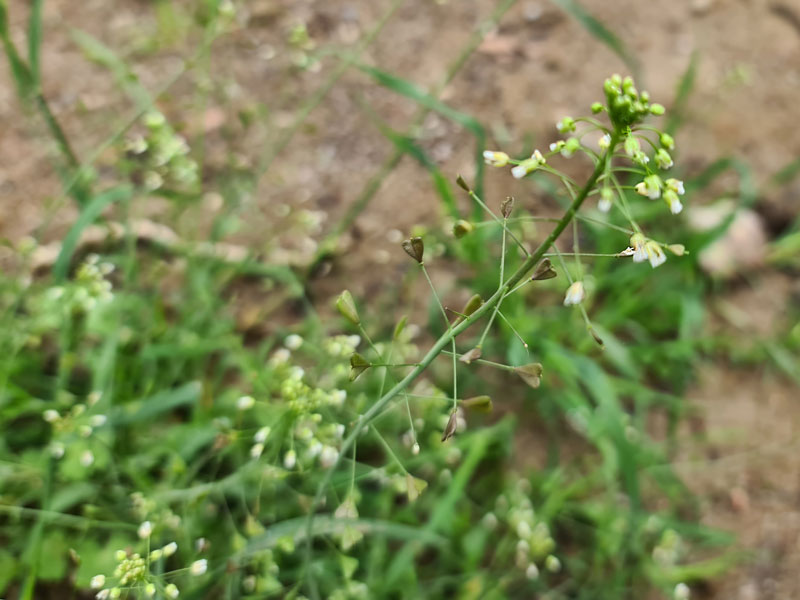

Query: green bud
left=455, top=174, right=471, bottom=192
left=335, top=290, right=360, bottom=326
left=514, top=363, right=543, bottom=389
left=649, top=103, right=665, bottom=115
left=501, top=196, right=515, bottom=219
left=453, top=220, right=474, bottom=238
left=461, top=395, right=492, bottom=413
left=591, top=102, right=604, bottom=114
left=349, top=353, right=371, bottom=382
left=401, top=237, right=424, bottom=263
left=623, top=135, right=641, bottom=157
left=659, top=132, right=675, bottom=150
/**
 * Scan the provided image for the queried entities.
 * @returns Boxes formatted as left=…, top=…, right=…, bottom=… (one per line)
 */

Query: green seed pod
left=515, top=362, right=544, bottom=389
left=455, top=174, right=471, bottom=192
left=401, top=237, right=424, bottom=263
left=461, top=294, right=483, bottom=318
left=501, top=196, right=515, bottom=219
left=336, top=290, right=360, bottom=325
left=453, top=220, right=474, bottom=238
left=461, top=395, right=492, bottom=413
left=531, top=258, right=557, bottom=281
left=349, top=352, right=371, bottom=381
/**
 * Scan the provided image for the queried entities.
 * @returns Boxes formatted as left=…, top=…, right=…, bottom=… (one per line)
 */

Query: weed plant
left=1, top=1, right=782, bottom=599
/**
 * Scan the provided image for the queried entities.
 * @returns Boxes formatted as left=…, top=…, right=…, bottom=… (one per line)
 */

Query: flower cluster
left=494, top=480, right=560, bottom=581
left=122, top=111, right=199, bottom=191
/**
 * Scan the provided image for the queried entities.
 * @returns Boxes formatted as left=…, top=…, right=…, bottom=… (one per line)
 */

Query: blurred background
left=1, top=0, right=799, bottom=598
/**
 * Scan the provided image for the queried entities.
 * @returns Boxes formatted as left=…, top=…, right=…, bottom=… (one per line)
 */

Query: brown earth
left=1, top=0, right=800, bottom=597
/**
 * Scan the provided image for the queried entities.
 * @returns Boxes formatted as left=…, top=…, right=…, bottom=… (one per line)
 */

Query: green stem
left=302, top=131, right=618, bottom=589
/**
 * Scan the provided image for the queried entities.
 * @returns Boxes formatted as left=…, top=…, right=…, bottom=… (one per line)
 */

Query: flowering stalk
left=303, top=131, right=620, bottom=591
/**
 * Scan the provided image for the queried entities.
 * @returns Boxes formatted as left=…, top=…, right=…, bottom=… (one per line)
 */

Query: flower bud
left=401, top=237, right=424, bottom=263
left=461, top=395, right=492, bottom=413
left=531, top=258, right=557, bottom=281
left=650, top=103, right=665, bottom=115
left=660, top=132, right=675, bottom=150
left=515, top=363, right=543, bottom=389
left=452, top=220, right=474, bottom=238
left=501, top=196, right=514, bottom=219
left=349, top=352, right=371, bottom=381
left=598, top=187, right=613, bottom=212
left=335, top=290, right=360, bottom=325
left=556, top=116, right=576, bottom=134
left=561, top=137, right=580, bottom=158
left=624, top=135, right=641, bottom=157
left=483, top=151, right=510, bottom=167
left=655, top=149, right=673, bottom=170
left=667, top=243, right=686, bottom=256
left=591, top=102, right=604, bottom=114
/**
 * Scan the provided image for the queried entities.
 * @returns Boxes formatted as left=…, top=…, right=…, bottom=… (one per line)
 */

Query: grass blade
left=550, top=0, right=640, bottom=79
left=28, top=0, right=44, bottom=88
left=52, top=185, right=133, bottom=281
left=666, top=51, right=698, bottom=135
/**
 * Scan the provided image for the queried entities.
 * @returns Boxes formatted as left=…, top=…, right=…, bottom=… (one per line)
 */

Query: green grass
left=0, top=1, right=797, bottom=599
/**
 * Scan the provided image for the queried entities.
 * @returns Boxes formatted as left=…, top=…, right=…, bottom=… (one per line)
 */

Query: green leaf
left=53, top=185, right=133, bottom=281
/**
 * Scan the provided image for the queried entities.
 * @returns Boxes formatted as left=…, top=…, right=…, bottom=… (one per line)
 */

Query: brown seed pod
left=531, top=258, right=558, bottom=281
left=401, top=237, right=424, bottom=263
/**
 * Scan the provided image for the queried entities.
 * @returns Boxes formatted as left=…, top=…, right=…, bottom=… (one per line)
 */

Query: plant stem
left=302, top=131, right=618, bottom=591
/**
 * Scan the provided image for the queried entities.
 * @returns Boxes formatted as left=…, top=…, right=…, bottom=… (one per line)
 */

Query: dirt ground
left=1, top=0, right=800, bottom=597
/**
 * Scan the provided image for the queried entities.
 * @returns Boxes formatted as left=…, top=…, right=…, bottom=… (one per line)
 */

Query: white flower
left=598, top=188, right=613, bottom=212
left=563, top=281, right=585, bottom=306
left=412, top=443, right=420, bottom=455
left=50, top=442, right=65, bottom=459
left=674, top=583, right=690, bottom=600
left=89, top=414, right=107, bottom=427
left=617, top=246, right=636, bottom=257
left=531, top=149, right=546, bottom=164
left=162, top=541, right=178, bottom=556
left=90, top=574, right=106, bottom=589
left=190, top=559, right=208, bottom=576
left=655, top=149, right=673, bottom=169
left=236, top=395, right=255, bottom=411
left=483, top=150, right=510, bottom=167
left=634, top=175, right=662, bottom=200
left=43, top=409, right=60, bottom=423
left=284, top=334, right=303, bottom=350
left=645, top=241, right=667, bottom=268
left=319, top=445, right=339, bottom=468
left=80, top=450, right=95, bottom=467
left=165, top=584, right=180, bottom=599
left=668, top=197, right=683, bottom=214
left=556, top=116, right=575, bottom=134
left=254, top=426, right=271, bottom=443
left=96, top=590, right=110, bottom=600
left=665, top=178, right=685, bottom=195
left=525, top=563, right=540, bottom=579
left=630, top=233, right=648, bottom=263
left=250, top=443, right=264, bottom=459
left=598, top=133, right=611, bottom=149
left=549, top=141, right=565, bottom=152
left=269, top=348, right=291, bottom=365
left=283, top=449, right=297, bottom=469
left=138, top=521, right=153, bottom=539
